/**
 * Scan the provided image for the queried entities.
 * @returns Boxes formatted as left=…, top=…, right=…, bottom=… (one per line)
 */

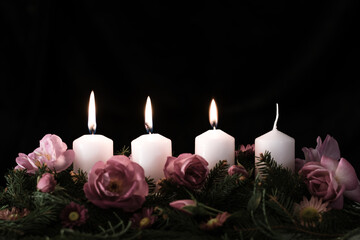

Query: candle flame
left=209, top=99, right=218, bottom=129
left=145, top=96, right=153, bottom=133
left=88, top=91, right=96, bottom=134
left=273, top=103, right=279, bottom=130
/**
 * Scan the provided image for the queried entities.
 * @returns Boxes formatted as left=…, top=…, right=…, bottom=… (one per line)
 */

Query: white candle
left=255, top=104, right=295, bottom=171
left=73, top=91, right=113, bottom=174
left=195, top=99, right=235, bottom=169
left=131, top=97, right=172, bottom=181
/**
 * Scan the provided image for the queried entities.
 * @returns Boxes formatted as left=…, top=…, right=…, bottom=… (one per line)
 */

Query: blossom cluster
left=296, top=135, right=360, bottom=210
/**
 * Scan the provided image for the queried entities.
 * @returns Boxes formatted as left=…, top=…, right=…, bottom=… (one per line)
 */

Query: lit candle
left=73, top=91, right=113, bottom=174
left=131, top=96, right=172, bottom=181
left=195, top=99, right=235, bottom=169
left=255, top=103, right=295, bottom=171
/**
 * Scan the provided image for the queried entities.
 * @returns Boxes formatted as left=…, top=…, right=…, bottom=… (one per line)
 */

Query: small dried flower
left=200, top=212, right=231, bottom=231
left=60, top=202, right=88, bottom=229
left=130, top=208, right=157, bottom=229
left=235, top=144, right=255, bottom=157
left=0, top=207, right=30, bottom=221
left=293, top=196, right=329, bottom=227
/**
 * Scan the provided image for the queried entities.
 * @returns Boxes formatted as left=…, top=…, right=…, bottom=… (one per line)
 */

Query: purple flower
left=130, top=208, right=157, bottom=229
left=60, top=202, right=88, bottom=229
left=83, top=155, right=148, bottom=212
left=164, top=153, right=209, bottom=189
left=300, top=156, right=360, bottom=209
left=15, top=134, right=74, bottom=173
left=169, top=199, right=196, bottom=214
left=228, top=165, right=249, bottom=178
left=296, top=135, right=340, bottom=171
left=37, top=173, right=57, bottom=193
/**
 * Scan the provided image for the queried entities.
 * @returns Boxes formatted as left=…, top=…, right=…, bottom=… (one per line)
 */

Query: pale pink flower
left=15, top=152, right=42, bottom=174
left=15, top=134, right=74, bottom=173
left=296, top=135, right=340, bottom=171
left=294, top=196, right=329, bottom=227
left=34, top=134, right=74, bottom=172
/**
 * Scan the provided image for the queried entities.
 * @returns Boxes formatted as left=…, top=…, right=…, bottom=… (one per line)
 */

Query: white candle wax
left=131, top=96, right=172, bottom=181
left=195, top=99, right=235, bottom=169
left=131, top=133, right=172, bottom=181
left=195, top=129, right=235, bottom=169
left=255, top=104, right=295, bottom=171
left=72, top=91, right=113, bottom=174
left=73, top=134, right=113, bottom=173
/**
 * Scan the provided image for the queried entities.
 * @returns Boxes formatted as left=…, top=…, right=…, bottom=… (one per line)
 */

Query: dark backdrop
left=2, top=1, right=360, bottom=185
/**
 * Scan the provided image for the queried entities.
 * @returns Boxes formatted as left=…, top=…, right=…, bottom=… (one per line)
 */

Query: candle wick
left=145, top=123, right=153, bottom=134
left=89, top=124, right=96, bottom=135
left=273, top=103, right=279, bottom=130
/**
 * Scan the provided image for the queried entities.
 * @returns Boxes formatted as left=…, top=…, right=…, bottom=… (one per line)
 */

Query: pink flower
left=300, top=156, right=360, bottom=209
left=83, top=155, right=148, bottom=212
left=0, top=207, right=30, bottom=221
left=130, top=208, right=157, bottom=229
left=15, top=134, right=74, bottom=173
left=34, top=134, right=74, bottom=172
left=235, top=144, right=255, bottom=157
left=228, top=165, right=248, bottom=178
left=60, top=202, right=88, bottom=229
left=169, top=199, right=196, bottom=214
left=15, top=152, right=42, bottom=174
left=164, top=154, right=209, bottom=189
left=37, top=173, right=57, bottom=192
left=296, top=135, right=340, bottom=171
left=200, top=212, right=231, bottom=230
left=293, top=196, right=329, bottom=227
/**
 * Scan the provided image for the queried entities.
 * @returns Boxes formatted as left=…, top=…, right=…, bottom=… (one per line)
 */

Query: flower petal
left=320, top=156, right=338, bottom=173
left=334, top=158, right=358, bottom=190
left=344, top=184, right=360, bottom=203
left=318, top=135, right=341, bottom=160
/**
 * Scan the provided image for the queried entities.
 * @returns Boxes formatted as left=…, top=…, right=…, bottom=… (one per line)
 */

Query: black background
left=2, top=1, right=360, bottom=185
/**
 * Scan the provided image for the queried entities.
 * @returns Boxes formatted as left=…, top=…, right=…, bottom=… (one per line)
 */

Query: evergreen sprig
left=0, top=150, right=360, bottom=239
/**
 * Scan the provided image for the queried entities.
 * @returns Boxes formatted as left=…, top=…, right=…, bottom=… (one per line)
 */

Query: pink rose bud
left=169, top=199, right=196, bottom=214
left=37, top=173, right=57, bottom=193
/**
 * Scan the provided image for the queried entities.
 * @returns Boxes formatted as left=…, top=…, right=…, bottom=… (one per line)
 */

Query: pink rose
left=164, top=153, right=209, bottom=189
left=37, top=173, right=57, bottom=192
left=34, top=134, right=74, bottom=172
left=83, top=155, right=148, bottom=212
left=300, top=156, right=360, bottom=209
